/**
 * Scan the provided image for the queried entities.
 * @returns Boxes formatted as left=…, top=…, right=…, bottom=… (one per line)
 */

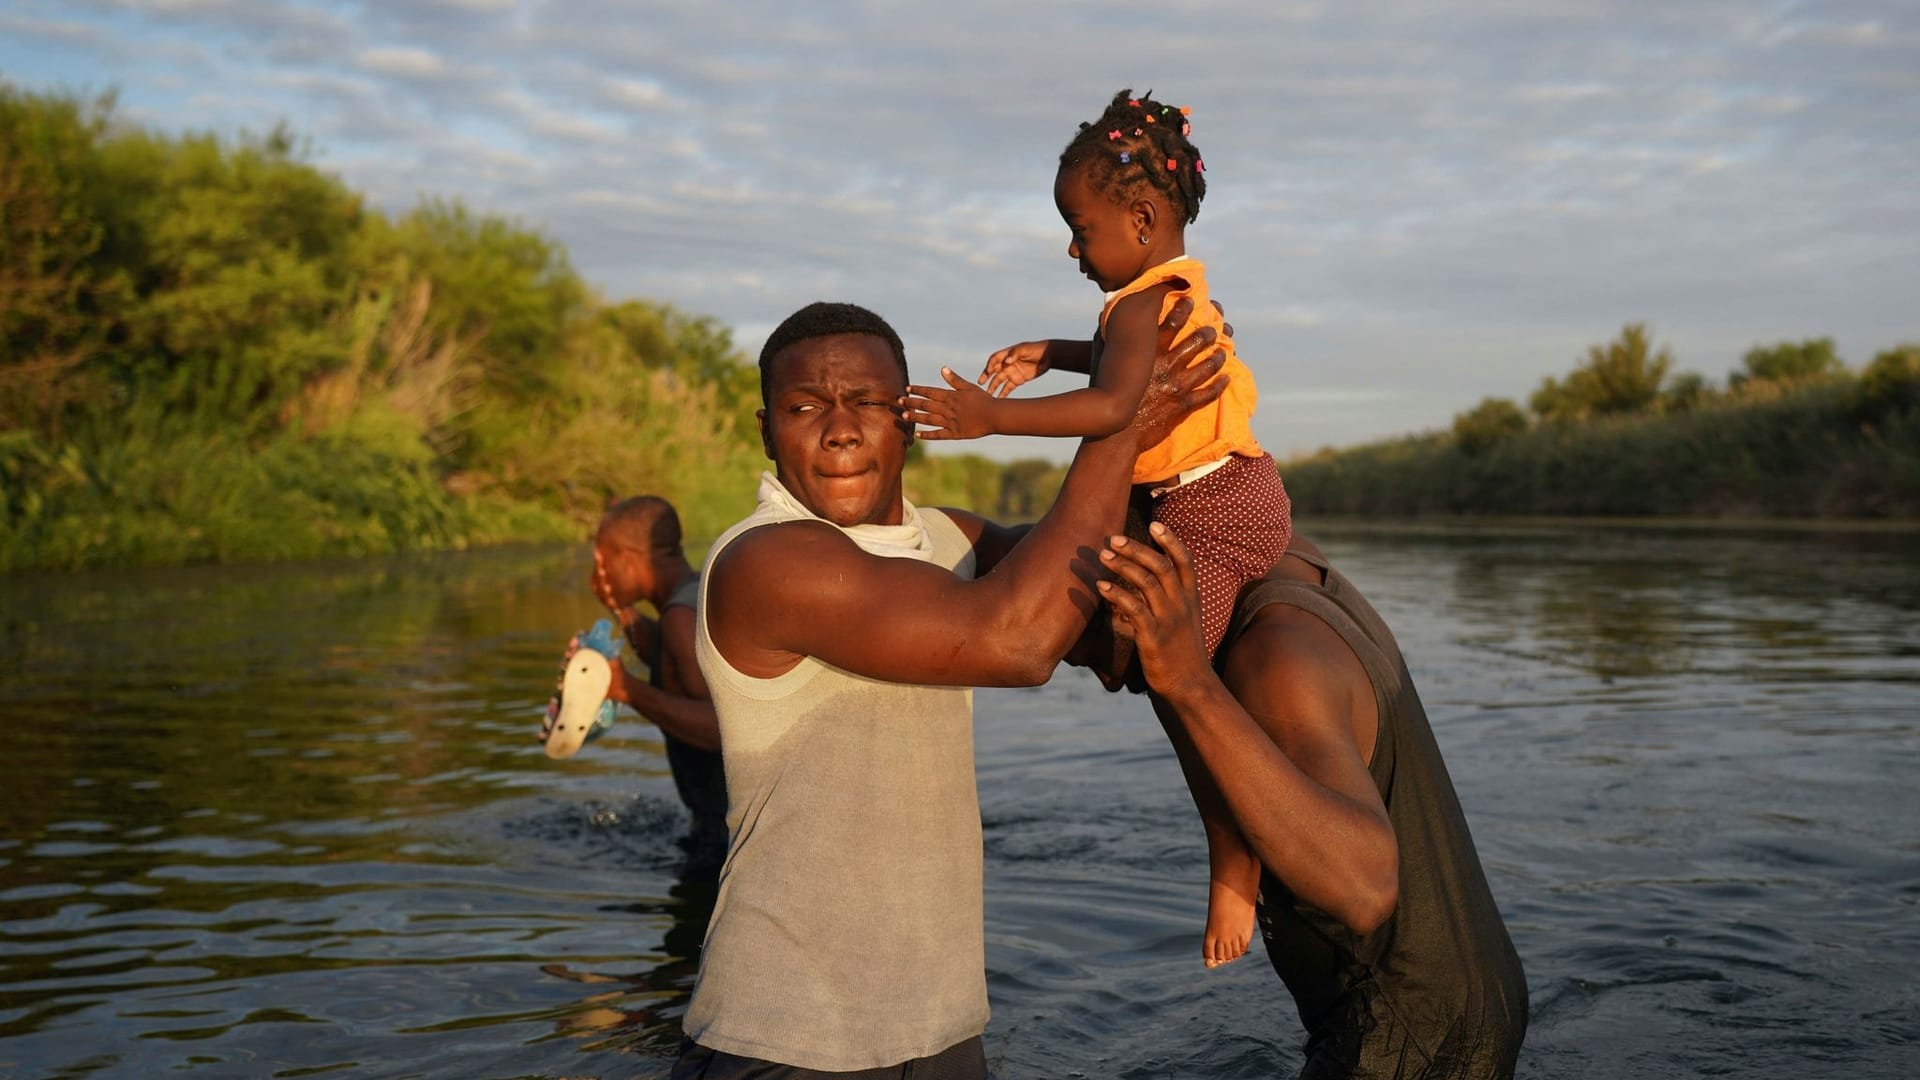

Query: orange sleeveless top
left=1099, top=257, right=1263, bottom=485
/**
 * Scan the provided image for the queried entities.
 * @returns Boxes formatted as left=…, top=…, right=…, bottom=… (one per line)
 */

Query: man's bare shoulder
left=707, top=518, right=961, bottom=614
left=1221, top=604, right=1369, bottom=726
left=706, top=521, right=870, bottom=620
left=708, top=519, right=855, bottom=591
left=704, top=520, right=869, bottom=670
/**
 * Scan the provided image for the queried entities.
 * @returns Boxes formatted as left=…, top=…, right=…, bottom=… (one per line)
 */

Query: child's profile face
left=1053, top=163, right=1148, bottom=293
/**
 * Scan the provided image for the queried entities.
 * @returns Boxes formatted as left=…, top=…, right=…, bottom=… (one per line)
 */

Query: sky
left=3, top=0, right=1916, bottom=462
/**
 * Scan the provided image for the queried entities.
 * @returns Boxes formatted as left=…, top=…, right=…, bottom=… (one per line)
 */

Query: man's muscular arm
left=1102, top=527, right=1400, bottom=934
left=709, top=301, right=1225, bottom=689
left=708, top=432, right=1132, bottom=687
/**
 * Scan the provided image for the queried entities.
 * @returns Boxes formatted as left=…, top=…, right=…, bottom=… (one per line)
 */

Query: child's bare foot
left=1204, top=878, right=1256, bottom=968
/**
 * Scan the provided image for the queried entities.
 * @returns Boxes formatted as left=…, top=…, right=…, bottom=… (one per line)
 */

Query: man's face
left=594, top=540, right=652, bottom=608
left=1061, top=607, right=1145, bottom=695
left=757, top=333, right=914, bottom=528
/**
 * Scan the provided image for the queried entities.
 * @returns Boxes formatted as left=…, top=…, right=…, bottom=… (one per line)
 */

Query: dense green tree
left=1732, top=338, right=1843, bottom=389
left=0, top=88, right=779, bottom=570
left=1452, top=397, right=1529, bottom=454
left=111, top=126, right=368, bottom=427
left=393, top=199, right=585, bottom=401
left=1660, top=372, right=1711, bottom=414
left=0, top=88, right=125, bottom=432
left=1859, top=344, right=1920, bottom=413
left=1531, top=323, right=1673, bottom=422
left=599, top=300, right=757, bottom=412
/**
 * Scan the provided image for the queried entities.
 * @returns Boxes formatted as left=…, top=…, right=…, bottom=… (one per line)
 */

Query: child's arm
left=905, top=288, right=1167, bottom=441
left=981, top=338, right=1097, bottom=397
left=1041, top=338, right=1097, bottom=374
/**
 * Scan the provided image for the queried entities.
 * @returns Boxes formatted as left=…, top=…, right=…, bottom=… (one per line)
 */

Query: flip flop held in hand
left=540, top=618, right=625, bottom=759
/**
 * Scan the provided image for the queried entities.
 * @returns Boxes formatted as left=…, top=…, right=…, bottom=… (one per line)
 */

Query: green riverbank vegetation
left=0, top=88, right=1060, bottom=572
left=1285, top=324, right=1920, bottom=519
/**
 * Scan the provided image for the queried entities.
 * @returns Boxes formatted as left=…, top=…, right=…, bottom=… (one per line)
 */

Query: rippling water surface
left=3, top=523, right=1917, bottom=1078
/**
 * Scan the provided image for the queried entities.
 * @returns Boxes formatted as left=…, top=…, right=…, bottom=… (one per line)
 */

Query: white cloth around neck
left=750, top=471, right=935, bottom=563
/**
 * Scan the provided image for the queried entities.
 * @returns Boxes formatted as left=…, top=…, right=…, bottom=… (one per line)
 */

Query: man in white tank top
left=671, top=300, right=1224, bottom=1079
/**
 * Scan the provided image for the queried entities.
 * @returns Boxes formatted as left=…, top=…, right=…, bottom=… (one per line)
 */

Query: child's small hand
left=899, top=367, right=1001, bottom=440
left=980, top=341, right=1052, bottom=398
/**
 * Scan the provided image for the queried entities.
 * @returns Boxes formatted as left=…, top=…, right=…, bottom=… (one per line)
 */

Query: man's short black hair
left=758, top=301, right=909, bottom=407
left=597, top=495, right=682, bottom=557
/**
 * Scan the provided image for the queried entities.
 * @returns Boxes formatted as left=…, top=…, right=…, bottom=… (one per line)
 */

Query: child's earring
left=1138, top=233, right=1150, bottom=245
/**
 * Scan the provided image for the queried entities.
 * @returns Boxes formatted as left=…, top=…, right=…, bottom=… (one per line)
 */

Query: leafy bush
left=1860, top=345, right=1920, bottom=414
left=1452, top=397, right=1528, bottom=455
left=0, top=87, right=764, bottom=570
left=1530, top=323, right=1673, bottom=422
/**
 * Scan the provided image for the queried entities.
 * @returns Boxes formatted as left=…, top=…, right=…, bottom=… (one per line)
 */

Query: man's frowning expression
left=757, top=332, right=914, bottom=528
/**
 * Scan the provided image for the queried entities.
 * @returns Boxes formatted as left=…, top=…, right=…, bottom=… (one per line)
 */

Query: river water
left=2, top=522, right=1916, bottom=1079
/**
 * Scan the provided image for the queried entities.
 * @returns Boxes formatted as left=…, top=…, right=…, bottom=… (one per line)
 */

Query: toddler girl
left=902, top=89, right=1290, bottom=968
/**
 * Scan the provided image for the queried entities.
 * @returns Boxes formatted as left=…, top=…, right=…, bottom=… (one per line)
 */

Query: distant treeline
left=0, top=88, right=1061, bottom=572
left=1285, top=324, right=1920, bottom=519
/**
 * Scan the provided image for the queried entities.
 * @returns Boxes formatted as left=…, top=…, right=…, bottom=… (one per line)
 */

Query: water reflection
left=1415, top=521, right=1920, bottom=683
left=2, top=525, right=1917, bottom=1078
left=539, top=868, right=716, bottom=1056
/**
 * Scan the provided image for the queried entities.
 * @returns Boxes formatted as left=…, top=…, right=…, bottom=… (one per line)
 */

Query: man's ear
left=756, top=408, right=773, bottom=461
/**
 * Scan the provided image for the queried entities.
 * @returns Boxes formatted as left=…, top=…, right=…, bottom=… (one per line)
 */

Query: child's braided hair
left=1058, top=88, right=1207, bottom=224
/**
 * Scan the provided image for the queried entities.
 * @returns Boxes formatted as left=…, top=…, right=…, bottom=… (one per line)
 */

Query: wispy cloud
left=3, top=0, right=1914, bottom=456
left=358, top=45, right=446, bottom=79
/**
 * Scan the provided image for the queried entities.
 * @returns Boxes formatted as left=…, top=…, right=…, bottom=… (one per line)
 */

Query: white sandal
left=541, top=619, right=623, bottom=759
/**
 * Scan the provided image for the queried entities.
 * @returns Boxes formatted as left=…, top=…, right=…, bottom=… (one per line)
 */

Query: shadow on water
left=3, top=523, right=1918, bottom=1077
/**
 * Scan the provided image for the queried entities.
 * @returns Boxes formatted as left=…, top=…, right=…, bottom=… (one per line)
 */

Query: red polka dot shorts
left=1151, top=451, right=1292, bottom=658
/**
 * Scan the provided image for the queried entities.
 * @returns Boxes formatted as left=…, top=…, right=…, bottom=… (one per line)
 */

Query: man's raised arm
left=707, top=300, right=1225, bottom=690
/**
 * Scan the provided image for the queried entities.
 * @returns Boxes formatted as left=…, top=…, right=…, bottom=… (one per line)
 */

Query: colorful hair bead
left=1127, top=98, right=1139, bottom=106
left=1145, top=114, right=1155, bottom=124
left=1166, top=157, right=1177, bottom=170
left=1119, top=151, right=1131, bottom=163
left=1182, top=121, right=1191, bottom=137
left=1107, top=129, right=1121, bottom=140
left=1180, top=106, right=1191, bottom=116
left=1196, top=157, right=1205, bottom=172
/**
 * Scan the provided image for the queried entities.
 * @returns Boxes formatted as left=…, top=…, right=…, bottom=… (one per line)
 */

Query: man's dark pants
left=670, top=1036, right=987, bottom=1080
